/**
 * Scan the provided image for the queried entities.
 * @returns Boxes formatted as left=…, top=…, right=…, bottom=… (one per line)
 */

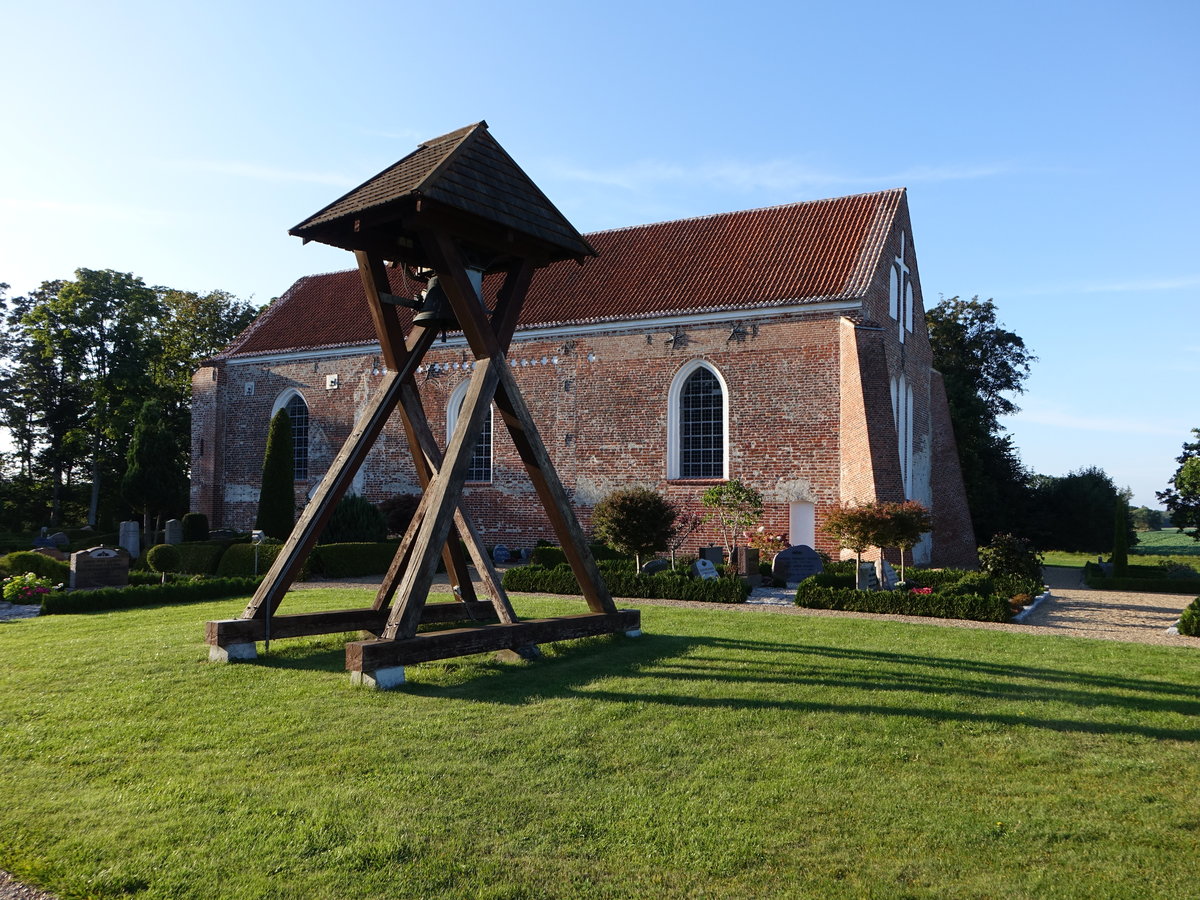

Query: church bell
left=412, top=276, right=458, bottom=330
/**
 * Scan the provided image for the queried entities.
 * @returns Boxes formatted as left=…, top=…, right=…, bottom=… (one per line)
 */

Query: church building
left=191, top=164, right=976, bottom=566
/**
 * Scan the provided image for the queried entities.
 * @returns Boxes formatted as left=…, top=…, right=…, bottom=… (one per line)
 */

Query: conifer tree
left=255, top=409, right=295, bottom=540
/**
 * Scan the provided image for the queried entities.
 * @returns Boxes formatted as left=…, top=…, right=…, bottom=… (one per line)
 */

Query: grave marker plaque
left=641, top=558, right=670, bottom=575
left=877, top=560, right=899, bottom=590
left=691, top=559, right=719, bottom=580
left=772, top=545, right=824, bottom=584
left=858, top=562, right=880, bottom=591
left=71, top=547, right=130, bottom=590
left=164, top=519, right=184, bottom=545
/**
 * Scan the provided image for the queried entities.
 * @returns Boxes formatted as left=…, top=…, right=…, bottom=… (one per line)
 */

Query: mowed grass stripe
left=1, top=591, right=1198, bottom=899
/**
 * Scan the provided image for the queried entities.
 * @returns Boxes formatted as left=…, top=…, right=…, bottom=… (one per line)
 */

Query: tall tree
left=122, top=401, right=188, bottom=544
left=926, top=296, right=1036, bottom=542
left=1157, top=428, right=1200, bottom=541
left=256, top=409, right=295, bottom=540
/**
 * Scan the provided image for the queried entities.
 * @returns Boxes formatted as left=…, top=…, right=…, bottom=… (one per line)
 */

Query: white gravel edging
left=1010, top=589, right=1052, bottom=625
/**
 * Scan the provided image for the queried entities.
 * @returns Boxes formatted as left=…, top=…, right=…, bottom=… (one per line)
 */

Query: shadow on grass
left=224, top=623, right=1200, bottom=742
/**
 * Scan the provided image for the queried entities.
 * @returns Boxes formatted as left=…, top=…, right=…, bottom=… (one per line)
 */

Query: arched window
left=272, top=390, right=309, bottom=481
left=447, top=381, right=492, bottom=483
left=668, top=361, right=728, bottom=480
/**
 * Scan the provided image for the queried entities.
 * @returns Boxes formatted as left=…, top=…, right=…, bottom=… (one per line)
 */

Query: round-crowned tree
left=591, top=487, right=677, bottom=571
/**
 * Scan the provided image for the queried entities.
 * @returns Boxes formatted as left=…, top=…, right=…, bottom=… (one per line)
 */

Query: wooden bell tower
left=205, top=122, right=640, bottom=687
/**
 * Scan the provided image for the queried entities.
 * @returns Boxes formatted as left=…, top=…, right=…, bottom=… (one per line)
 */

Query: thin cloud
left=0, top=196, right=174, bottom=225
left=168, top=160, right=355, bottom=187
left=543, top=157, right=1012, bottom=194
left=1013, top=275, right=1200, bottom=296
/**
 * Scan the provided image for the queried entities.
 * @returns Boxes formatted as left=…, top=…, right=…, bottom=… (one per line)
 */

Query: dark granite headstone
left=70, top=546, right=130, bottom=590
left=48, top=531, right=70, bottom=548
left=641, top=558, right=670, bottom=575
left=734, top=546, right=759, bottom=576
left=772, top=545, right=824, bottom=584
left=699, top=546, right=724, bottom=566
left=492, top=544, right=510, bottom=565
left=691, top=559, right=719, bottom=580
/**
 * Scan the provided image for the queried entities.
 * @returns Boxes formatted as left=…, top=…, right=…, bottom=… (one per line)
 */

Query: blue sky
left=1, top=0, right=1196, bottom=506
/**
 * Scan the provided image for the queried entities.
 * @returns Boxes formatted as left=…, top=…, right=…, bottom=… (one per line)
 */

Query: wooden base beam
left=206, top=601, right=497, bottom=649
left=347, top=609, right=640, bottom=672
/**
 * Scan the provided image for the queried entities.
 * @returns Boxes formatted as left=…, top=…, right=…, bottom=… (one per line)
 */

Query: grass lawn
left=1041, top=530, right=1199, bottom=569
left=2, top=590, right=1199, bottom=899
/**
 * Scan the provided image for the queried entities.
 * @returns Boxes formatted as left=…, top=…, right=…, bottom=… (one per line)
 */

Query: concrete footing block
left=209, top=642, right=257, bottom=663
left=495, top=644, right=543, bottom=663
left=351, top=666, right=407, bottom=690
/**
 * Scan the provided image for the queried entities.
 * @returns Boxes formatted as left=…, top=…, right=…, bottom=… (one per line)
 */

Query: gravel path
left=2, top=566, right=1194, bottom=899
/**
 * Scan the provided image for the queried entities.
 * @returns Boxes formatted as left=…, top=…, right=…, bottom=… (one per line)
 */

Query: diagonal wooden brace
left=424, top=233, right=617, bottom=616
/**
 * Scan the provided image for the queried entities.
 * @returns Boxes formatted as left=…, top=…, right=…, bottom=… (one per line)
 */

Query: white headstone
left=691, top=558, right=719, bottom=580
left=164, top=518, right=184, bottom=545
left=857, top=562, right=880, bottom=591
left=118, top=521, right=140, bottom=559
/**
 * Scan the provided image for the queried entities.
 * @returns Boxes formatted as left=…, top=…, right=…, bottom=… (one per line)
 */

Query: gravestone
left=32, top=547, right=68, bottom=562
left=877, top=560, right=899, bottom=590
left=772, top=545, right=824, bottom=584
left=70, top=547, right=130, bottom=590
left=734, top=546, right=759, bottom=576
left=491, top=544, right=509, bottom=565
left=691, top=558, right=719, bottom=580
left=118, top=521, right=140, bottom=559
left=48, top=532, right=70, bottom=549
left=641, top=558, right=670, bottom=575
left=857, top=562, right=880, bottom=591
left=32, top=527, right=56, bottom=551
left=699, top=546, right=724, bottom=566
left=164, top=519, right=184, bottom=545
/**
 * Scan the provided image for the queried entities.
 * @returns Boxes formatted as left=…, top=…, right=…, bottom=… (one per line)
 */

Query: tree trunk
left=88, top=457, right=101, bottom=527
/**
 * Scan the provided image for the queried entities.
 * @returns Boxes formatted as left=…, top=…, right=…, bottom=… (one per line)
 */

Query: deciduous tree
left=592, top=487, right=677, bottom=571
left=1158, top=428, right=1200, bottom=541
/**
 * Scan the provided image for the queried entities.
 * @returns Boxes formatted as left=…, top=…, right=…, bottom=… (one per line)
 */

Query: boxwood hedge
left=501, top=563, right=750, bottom=604
left=41, top=577, right=261, bottom=615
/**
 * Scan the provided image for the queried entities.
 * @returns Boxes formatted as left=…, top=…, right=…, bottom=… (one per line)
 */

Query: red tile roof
left=221, top=189, right=903, bottom=359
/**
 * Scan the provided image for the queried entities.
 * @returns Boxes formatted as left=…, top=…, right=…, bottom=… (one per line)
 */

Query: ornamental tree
left=823, top=501, right=890, bottom=588
left=700, top=480, right=764, bottom=567
left=883, top=500, right=932, bottom=584
left=592, top=487, right=677, bottom=571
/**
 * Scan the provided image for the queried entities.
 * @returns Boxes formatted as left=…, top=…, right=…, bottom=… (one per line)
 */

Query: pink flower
left=910, top=587, right=933, bottom=595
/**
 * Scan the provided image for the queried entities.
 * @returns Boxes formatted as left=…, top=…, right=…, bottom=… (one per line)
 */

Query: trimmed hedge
left=41, top=577, right=261, bottom=615
left=0, top=552, right=70, bottom=582
left=311, top=542, right=401, bottom=578
left=794, top=580, right=1011, bottom=623
left=529, top=544, right=625, bottom=568
left=175, top=542, right=233, bottom=575
left=216, top=541, right=309, bottom=579
left=1178, top=598, right=1200, bottom=637
left=1083, top=561, right=1200, bottom=594
left=502, top=563, right=750, bottom=604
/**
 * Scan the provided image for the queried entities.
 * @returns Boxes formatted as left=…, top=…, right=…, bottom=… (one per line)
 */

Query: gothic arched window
left=668, top=361, right=728, bottom=480
left=447, top=381, right=493, bottom=483
left=285, top=393, right=309, bottom=481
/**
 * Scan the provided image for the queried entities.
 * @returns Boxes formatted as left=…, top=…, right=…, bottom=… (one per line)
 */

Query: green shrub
left=591, top=487, right=676, bottom=570
left=978, top=533, right=1044, bottom=582
left=181, top=513, right=209, bottom=543
left=530, top=546, right=568, bottom=567
left=794, top=578, right=1011, bottom=623
left=256, top=408, right=295, bottom=541
left=0, top=551, right=70, bottom=582
left=319, top=494, right=388, bottom=545
left=42, top=577, right=261, bottom=615
left=1083, top=561, right=1200, bottom=594
left=379, top=495, right=421, bottom=536
left=311, top=542, right=400, bottom=578
left=824, top=558, right=857, bottom=577
left=905, top=568, right=975, bottom=590
left=146, top=544, right=182, bottom=576
left=174, top=542, right=230, bottom=575
left=501, top=563, right=750, bottom=604
left=216, top=540, right=307, bottom=579
left=1178, top=598, right=1200, bottom=637
left=794, top=573, right=856, bottom=603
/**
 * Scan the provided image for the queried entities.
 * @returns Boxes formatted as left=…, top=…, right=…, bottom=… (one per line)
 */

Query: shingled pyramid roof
left=290, top=121, right=596, bottom=265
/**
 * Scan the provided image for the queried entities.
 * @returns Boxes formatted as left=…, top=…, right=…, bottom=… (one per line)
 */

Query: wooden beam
left=425, top=233, right=616, bottom=615
left=347, top=610, right=640, bottom=670
left=382, top=356, right=503, bottom=640
left=358, top=251, right=509, bottom=612
left=207, top=600, right=497, bottom=646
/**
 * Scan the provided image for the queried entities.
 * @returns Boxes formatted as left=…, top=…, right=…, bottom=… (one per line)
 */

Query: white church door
left=789, top=502, right=815, bottom=549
